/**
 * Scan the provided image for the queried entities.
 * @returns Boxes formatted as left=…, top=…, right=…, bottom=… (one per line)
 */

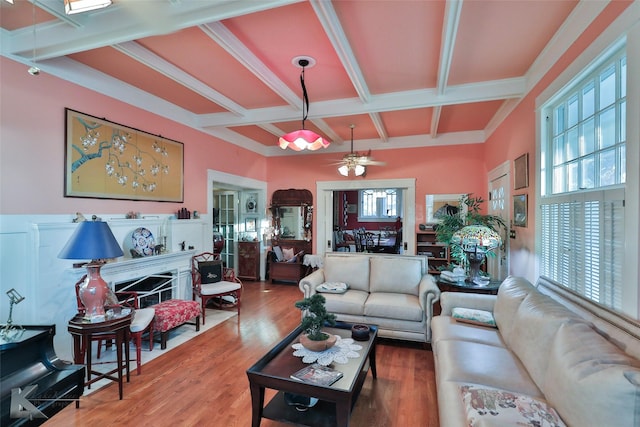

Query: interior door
left=488, top=167, right=510, bottom=280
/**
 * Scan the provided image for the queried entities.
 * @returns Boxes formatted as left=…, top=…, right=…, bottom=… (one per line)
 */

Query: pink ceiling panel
left=0, top=1, right=55, bottom=31
left=229, top=125, right=278, bottom=147
left=449, top=0, right=578, bottom=85
left=437, top=100, right=503, bottom=134
left=136, top=27, right=287, bottom=110
left=380, top=108, right=433, bottom=137
left=323, top=114, right=379, bottom=141
left=222, top=2, right=356, bottom=102
left=334, top=1, right=444, bottom=94
left=68, top=47, right=227, bottom=114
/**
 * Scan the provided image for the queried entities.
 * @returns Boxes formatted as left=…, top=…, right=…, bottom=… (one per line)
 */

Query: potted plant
left=294, top=294, right=338, bottom=351
left=435, top=194, right=506, bottom=274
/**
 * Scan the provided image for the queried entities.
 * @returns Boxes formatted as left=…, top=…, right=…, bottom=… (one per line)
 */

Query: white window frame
left=537, top=34, right=637, bottom=315
left=357, top=188, right=401, bottom=222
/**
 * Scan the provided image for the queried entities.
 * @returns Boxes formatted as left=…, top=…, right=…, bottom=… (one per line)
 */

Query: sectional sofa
left=431, top=275, right=640, bottom=426
left=299, top=252, right=440, bottom=343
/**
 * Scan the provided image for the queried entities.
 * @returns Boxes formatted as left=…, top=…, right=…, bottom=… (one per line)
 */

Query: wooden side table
left=435, top=279, right=501, bottom=315
left=437, top=278, right=502, bottom=295
left=68, top=313, right=132, bottom=400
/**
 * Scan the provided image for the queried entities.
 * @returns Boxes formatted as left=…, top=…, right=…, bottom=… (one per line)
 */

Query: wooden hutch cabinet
left=238, top=241, right=260, bottom=281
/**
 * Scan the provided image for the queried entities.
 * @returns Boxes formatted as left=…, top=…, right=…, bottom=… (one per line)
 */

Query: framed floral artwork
left=65, top=108, right=184, bottom=202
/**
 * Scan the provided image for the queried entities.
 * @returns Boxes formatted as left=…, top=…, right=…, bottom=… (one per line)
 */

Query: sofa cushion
left=431, top=316, right=505, bottom=348
left=452, top=307, right=496, bottom=328
left=369, top=256, right=422, bottom=295
left=323, top=290, right=368, bottom=316
left=544, top=321, right=640, bottom=427
left=493, top=276, right=536, bottom=342
left=324, top=256, right=371, bottom=292
left=459, top=384, right=566, bottom=427
left=364, top=292, right=423, bottom=322
left=435, top=340, right=543, bottom=398
left=316, top=282, right=349, bottom=294
left=508, top=291, right=585, bottom=390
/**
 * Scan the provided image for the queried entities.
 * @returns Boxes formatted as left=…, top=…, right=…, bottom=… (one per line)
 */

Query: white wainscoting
left=0, top=214, right=209, bottom=361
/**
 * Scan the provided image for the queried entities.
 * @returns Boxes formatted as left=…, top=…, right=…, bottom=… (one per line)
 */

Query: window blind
left=540, top=189, right=624, bottom=310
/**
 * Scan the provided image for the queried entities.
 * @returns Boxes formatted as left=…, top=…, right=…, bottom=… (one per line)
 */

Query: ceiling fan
left=335, top=125, right=386, bottom=177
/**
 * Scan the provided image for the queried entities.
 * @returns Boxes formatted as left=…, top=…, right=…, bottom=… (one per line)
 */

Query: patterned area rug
left=85, top=308, right=237, bottom=394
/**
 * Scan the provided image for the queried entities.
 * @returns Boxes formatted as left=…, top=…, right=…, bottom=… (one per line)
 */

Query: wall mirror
left=425, top=193, right=467, bottom=224
left=270, top=189, right=313, bottom=244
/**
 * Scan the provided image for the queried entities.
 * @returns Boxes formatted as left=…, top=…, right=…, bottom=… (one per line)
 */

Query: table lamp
left=59, top=220, right=123, bottom=322
left=451, top=225, right=502, bottom=284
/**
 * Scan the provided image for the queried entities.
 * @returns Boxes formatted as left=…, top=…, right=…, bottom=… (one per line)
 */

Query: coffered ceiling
left=1, top=0, right=606, bottom=157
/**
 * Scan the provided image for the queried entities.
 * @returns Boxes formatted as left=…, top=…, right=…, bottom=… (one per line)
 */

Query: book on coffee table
left=290, top=363, right=343, bottom=386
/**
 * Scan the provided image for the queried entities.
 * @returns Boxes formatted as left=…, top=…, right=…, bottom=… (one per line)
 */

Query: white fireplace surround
left=0, top=214, right=209, bottom=361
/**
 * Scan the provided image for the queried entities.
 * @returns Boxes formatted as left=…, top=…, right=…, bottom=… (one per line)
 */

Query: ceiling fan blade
left=360, top=159, right=386, bottom=166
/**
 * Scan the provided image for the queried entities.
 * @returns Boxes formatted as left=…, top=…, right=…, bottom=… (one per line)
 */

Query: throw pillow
left=283, top=247, right=295, bottom=261
left=273, top=246, right=284, bottom=262
left=198, top=260, right=223, bottom=284
left=452, top=307, right=497, bottom=328
left=316, top=282, right=349, bottom=294
left=459, top=384, right=566, bottom=427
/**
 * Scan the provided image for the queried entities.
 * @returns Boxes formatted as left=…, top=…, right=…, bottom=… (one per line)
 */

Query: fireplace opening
left=115, top=272, right=174, bottom=308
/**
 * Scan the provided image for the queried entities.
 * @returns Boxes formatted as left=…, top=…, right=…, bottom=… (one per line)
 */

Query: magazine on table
left=290, top=363, right=343, bottom=386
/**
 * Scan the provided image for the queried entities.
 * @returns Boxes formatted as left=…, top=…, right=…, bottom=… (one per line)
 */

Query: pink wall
left=483, top=0, right=632, bottom=277
left=266, top=143, right=488, bottom=228
left=0, top=57, right=267, bottom=215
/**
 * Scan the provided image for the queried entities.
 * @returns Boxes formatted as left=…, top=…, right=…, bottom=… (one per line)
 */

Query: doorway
left=207, top=170, right=268, bottom=280
left=487, top=161, right=510, bottom=280
left=316, top=179, right=416, bottom=255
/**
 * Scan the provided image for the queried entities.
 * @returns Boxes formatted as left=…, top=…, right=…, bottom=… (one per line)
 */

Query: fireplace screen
left=115, top=272, right=174, bottom=308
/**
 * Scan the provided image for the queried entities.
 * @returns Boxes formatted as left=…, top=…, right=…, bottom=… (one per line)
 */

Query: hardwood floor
left=44, top=281, right=439, bottom=427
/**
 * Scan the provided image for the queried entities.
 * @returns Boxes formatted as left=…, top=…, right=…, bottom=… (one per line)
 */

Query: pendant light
left=279, top=57, right=330, bottom=151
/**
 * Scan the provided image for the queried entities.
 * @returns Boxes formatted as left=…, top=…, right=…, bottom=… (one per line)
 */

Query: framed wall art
left=513, top=194, right=528, bottom=227
left=514, top=153, right=529, bottom=190
left=245, top=218, right=257, bottom=232
left=65, top=108, right=184, bottom=202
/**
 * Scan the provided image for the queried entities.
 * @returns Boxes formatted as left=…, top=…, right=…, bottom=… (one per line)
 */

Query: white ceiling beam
left=311, top=0, right=371, bottom=103
left=438, top=0, right=463, bottom=94
left=197, top=77, right=526, bottom=127
left=6, top=0, right=304, bottom=60
left=114, top=41, right=247, bottom=116
left=199, top=21, right=301, bottom=108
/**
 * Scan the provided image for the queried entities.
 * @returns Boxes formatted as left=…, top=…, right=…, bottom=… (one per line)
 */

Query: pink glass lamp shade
left=451, top=225, right=501, bottom=283
left=58, top=220, right=123, bottom=321
left=279, top=130, right=330, bottom=151
left=279, top=57, right=331, bottom=151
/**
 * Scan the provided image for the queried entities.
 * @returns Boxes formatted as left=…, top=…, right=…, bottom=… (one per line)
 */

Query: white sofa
left=431, top=275, right=640, bottom=427
left=299, top=253, right=440, bottom=343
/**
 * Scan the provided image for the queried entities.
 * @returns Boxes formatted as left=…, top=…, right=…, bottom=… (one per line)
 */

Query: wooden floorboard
left=44, top=281, right=439, bottom=427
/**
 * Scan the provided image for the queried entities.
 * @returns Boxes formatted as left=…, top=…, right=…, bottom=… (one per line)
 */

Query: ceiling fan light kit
left=279, top=56, right=330, bottom=151
left=336, top=125, right=385, bottom=177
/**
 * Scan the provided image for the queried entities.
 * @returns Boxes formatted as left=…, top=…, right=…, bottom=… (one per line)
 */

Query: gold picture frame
left=65, top=108, right=184, bottom=202
left=514, top=153, right=529, bottom=190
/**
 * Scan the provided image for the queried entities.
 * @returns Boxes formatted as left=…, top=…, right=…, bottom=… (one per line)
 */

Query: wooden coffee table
left=246, top=321, right=377, bottom=427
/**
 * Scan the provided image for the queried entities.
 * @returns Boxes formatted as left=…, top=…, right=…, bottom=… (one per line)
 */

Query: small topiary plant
left=295, top=294, right=337, bottom=341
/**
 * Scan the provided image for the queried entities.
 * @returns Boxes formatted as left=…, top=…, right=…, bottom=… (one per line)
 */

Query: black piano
left=1, top=325, right=85, bottom=426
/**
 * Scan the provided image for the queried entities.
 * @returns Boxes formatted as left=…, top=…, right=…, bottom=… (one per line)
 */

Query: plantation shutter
left=540, top=188, right=624, bottom=310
